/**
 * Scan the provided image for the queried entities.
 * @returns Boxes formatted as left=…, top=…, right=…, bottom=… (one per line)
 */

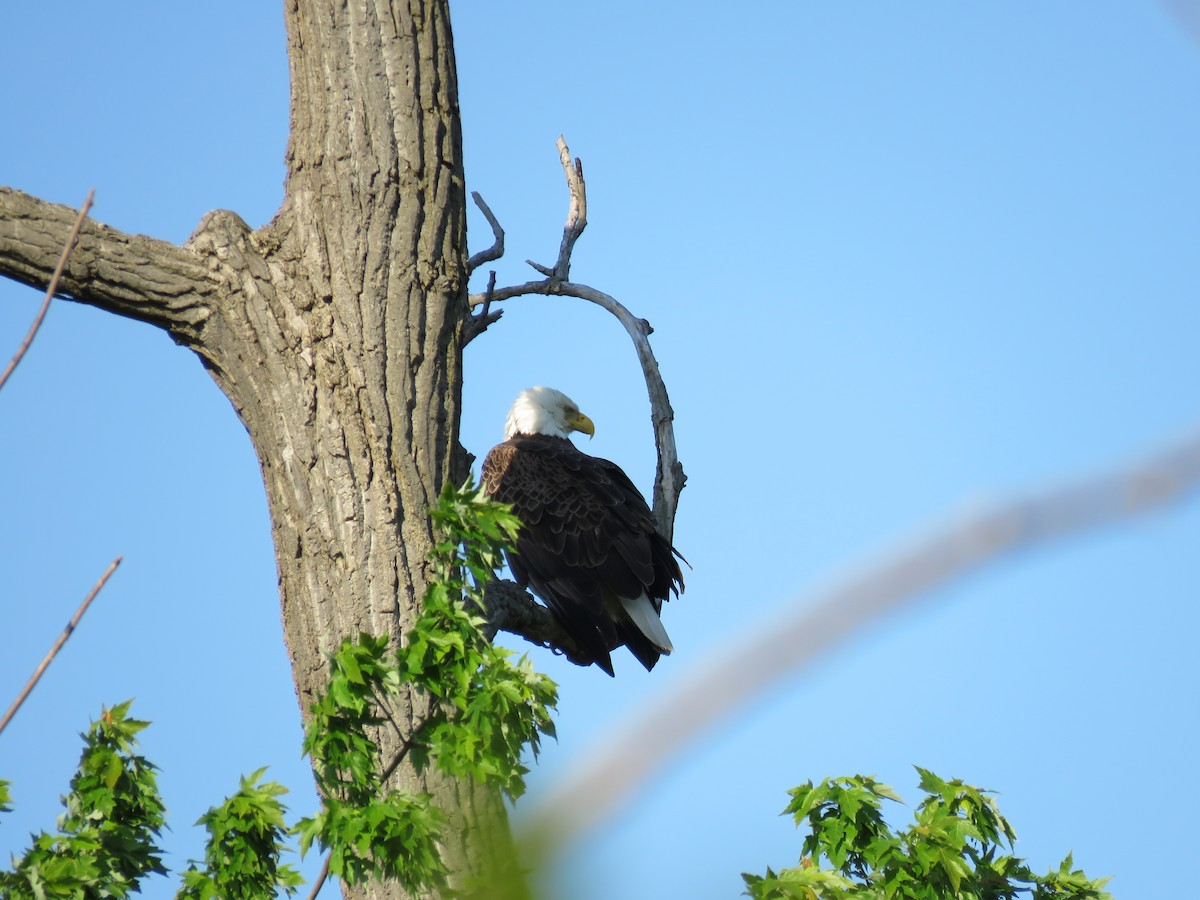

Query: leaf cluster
left=294, top=478, right=558, bottom=893
left=1, top=479, right=556, bottom=898
left=176, top=768, right=304, bottom=899
left=742, top=768, right=1113, bottom=900
left=0, top=700, right=167, bottom=898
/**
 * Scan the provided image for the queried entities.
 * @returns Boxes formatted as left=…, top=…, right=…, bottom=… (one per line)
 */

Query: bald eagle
left=481, top=387, right=684, bottom=675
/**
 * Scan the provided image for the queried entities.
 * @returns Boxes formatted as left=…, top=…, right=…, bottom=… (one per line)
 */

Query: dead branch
left=465, top=137, right=685, bottom=539
left=462, top=137, right=686, bottom=661
left=0, top=556, right=122, bottom=737
left=525, top=137, right=587, bottom=282
left=463, top=269, right=502, bottom=345
left=0, top=189, right=94, bottom=393
left=518, top=424, right=1200, bottom=859
left=466, top=191, right=505, bottom=274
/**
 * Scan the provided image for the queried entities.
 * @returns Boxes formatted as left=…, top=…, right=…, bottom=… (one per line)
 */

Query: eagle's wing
left=482, top=435, right=683, bottom=674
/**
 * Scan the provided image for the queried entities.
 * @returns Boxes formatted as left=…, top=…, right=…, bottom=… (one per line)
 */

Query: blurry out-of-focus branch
left=519, top=426, right=1200, bottom=857
left=0, top=189, right=94, bottom=393
left=0, top=556, right=121, bottom=738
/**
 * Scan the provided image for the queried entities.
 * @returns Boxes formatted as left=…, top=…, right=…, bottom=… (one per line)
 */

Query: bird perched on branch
left=482, top=386, right=684, bottom=675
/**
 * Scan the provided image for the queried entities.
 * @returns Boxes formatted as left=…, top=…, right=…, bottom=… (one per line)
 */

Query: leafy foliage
left=406, top=479, right=558, bottom=799
left=294, top=477, right=558, bottom=892
left=0, top=700, right=167, bottom=898
left=1, top=479, right=556, bottom=897
left=743, top=769, right=1113, bottom=900
left=176, top=768, right=304, bottom=899
left=294, top=632, right=451, bottom=891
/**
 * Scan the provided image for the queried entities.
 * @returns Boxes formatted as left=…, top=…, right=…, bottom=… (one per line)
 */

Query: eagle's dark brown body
left=482, top=432, right=683, bottom=675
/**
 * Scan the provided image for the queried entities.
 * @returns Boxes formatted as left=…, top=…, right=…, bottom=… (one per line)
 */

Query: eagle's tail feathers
left=619, top=593, right=673, bottom=654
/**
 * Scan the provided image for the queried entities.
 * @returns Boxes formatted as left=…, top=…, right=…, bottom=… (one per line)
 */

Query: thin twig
left=0, top=189, right=95, bottom=392
left=518, top=425, right=1200, bottom=857
left=306, top=853, right=331, bottom=900
left=0, top=555, right=121, bottom=737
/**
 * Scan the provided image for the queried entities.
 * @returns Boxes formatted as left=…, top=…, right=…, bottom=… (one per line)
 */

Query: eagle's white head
left=504, top=386, right=596, bottom=440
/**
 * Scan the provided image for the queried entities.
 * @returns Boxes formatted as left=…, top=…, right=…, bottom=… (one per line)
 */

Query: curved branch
left=472, top=278, right=685, bottom=539
left=518, top=424, right=1200, bottom=858
left=466, top=191, right=504, bottom=274
left=466, top=138, right=685, bottom=540
left=466, top=138, right=686, bottom=655
left=0, top=187, right=215, bottom=342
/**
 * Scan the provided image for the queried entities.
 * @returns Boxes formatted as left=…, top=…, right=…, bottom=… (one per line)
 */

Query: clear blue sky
left=2, top=3, right=1198, bottom=897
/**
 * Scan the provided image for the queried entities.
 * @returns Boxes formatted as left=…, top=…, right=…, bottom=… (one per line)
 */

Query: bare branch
left=466, top=191, right=505, bottom=274
left=0, top=556, right=122, bottom=737
left=0, top=189, right=94, bottom=393
left=525, top=136, right=587, bottom=283
left=465, top=138, right=684, bottom=539
left=306, top=854, right=331, bottom=900
left=519, top=426, right=1200, bottom=857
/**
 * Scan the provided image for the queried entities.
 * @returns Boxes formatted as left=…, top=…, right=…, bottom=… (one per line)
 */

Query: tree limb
left=0, top=187, right=216, bottom=342
left=518, top=424, right=1200, bottom=858
left=463, top=270, right=502, bottom=345
left=482, top=579, right=594, bottom=667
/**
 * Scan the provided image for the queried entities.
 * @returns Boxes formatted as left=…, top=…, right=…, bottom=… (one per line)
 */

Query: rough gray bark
left=0, top=0, right=508, bottom=896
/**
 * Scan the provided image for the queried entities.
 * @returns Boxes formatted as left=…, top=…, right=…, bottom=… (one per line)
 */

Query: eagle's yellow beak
left=567, top=411, right=595, bottom=438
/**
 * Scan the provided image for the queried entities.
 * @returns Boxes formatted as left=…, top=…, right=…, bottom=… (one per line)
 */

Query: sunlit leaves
left=744, top=769, right=1113, bottom=900
left=0, top=700, right=167, bottom=898
left=176, top=768, right=304, bottom=899
left=0, top=479, right=557, bottom=898
left=295, top=477, right=558, bottom=892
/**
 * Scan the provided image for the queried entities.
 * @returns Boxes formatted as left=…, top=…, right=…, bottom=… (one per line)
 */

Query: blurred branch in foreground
left=520, top=425, right=1200, bottom=857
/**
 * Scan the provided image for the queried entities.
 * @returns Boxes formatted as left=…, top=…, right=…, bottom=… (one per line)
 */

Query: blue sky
left=2, top=3, right=1198, bottom=897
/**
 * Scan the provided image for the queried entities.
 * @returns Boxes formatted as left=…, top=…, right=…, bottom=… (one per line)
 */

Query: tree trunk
left=0, top=0, right=506, bottom=895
